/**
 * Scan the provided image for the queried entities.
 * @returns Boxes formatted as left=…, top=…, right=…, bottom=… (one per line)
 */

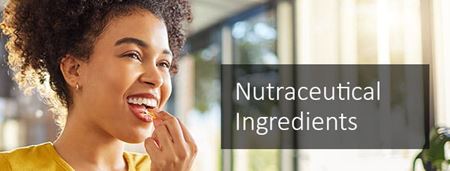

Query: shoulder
left=0, top=151, right=12, bottom=170
left=0, top=142, right=51, bottom=157
left=123, top=151, right=151, bottom=170
left=0, top=142, right=71, bottom=170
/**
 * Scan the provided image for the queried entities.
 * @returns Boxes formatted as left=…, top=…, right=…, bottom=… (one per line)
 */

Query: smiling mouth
left=127, top=97, right=158, bottom=120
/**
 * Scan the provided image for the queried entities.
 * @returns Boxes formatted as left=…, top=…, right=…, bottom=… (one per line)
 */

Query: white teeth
left=127, top=97, right=157, bottom=108
left=149, top=99, right=157, bottom=107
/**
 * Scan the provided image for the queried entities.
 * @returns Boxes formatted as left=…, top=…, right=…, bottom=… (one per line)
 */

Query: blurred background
left=0, top=0, right=449, bottom=170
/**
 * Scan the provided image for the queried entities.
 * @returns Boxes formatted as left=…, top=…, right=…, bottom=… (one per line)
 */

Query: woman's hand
left=144, top=111, right=197, bottom=171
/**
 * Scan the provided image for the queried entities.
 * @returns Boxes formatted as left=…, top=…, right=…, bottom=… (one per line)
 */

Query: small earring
left=75, top=83, right=80, bottom=90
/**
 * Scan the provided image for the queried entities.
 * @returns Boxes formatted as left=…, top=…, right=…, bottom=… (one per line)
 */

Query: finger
left=153, top=117, right=163, bottom=127
left=151, top=133, right=160, bottom=147
left=158, top=111, right=185, bottom=145
left=153, top=112, right=174, bottom=143
left=144, top=137, right=161, bottom=157
left=177, top=118, right=197, bottom=154
left=154, top=122, right=175, bottom=152
left=155, top=110, right=174, bottom=121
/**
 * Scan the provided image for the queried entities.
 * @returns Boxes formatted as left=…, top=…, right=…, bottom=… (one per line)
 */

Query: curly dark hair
left=1, top=0, right=192, bottom=128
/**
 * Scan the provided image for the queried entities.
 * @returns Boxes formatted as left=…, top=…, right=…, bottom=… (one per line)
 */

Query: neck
left=53, top=109, right=126, bottom=170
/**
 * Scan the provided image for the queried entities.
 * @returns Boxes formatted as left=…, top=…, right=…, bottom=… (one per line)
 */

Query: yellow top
left=0, top=142, right=150, bottom=171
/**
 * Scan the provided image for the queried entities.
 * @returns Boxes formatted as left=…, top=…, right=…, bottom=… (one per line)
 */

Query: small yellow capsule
left=144, top=109, right=157, bottom=120
left=149, top=111, right=157, bottom=120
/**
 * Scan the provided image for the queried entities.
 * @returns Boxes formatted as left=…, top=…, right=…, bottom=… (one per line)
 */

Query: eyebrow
left=115, top=37, right=173, bottom=57
left=115, top=37, right=148, bottom=48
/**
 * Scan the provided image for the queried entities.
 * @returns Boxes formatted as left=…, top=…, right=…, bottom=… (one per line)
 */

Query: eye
left=123, top=51, right=142, bottom=61
left=157, top=60, right=172, bottom=69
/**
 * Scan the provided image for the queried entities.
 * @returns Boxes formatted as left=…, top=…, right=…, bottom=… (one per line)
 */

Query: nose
left=139, top=63, right=164, bottom=88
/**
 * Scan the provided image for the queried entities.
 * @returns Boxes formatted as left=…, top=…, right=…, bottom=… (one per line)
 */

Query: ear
left=60, top=55, right=83, bottom=89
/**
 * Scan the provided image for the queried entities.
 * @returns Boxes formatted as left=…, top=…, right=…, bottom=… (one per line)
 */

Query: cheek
left=83, top=60, right=138, bottom=106
left=159, top=74, right=172, bottom=108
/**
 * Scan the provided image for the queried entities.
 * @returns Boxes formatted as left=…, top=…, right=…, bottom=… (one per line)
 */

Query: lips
left=126, top=93, right=159, bottom=122
left=128, top=103, right=153, bottom=122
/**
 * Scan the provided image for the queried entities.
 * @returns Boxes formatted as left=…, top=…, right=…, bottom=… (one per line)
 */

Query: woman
left=0, top=0, right=196, bottom=170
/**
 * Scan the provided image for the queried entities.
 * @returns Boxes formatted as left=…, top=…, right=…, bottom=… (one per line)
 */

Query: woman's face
left=77, top=9, right=172, bottom=143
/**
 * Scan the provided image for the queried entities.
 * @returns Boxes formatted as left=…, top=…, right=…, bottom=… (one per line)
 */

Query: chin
left=123, top=137, right=146, bottom=144
left=117, top=128, right=151, bottom=144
